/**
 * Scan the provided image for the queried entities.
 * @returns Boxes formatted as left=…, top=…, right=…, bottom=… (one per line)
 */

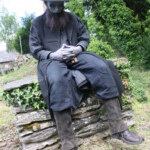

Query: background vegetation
left=0, top=1, right=150, bottom=149
left=67, top=0, right=150, bottom=69
left=0, top=8, right=19, bottom=51
left=13, top=14, right=35, bottom=54
left=0, top=0, right=149, bottom=69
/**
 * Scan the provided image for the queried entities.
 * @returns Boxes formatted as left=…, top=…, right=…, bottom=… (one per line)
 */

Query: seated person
left=29, top=0, right=144, bottom=149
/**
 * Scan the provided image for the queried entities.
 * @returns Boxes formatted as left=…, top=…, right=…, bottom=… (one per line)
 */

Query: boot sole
left=120, top=136, right=144, bottom=145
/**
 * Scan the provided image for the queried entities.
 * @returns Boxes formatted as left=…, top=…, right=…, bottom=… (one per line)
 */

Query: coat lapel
left=66, top=14, right=74, bottom=45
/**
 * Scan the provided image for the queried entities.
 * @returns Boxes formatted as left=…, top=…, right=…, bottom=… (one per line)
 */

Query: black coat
left=29, top=10, right=90, bottom=115
left=29, top=10, right=90, bottom=61
left=29, top=10, right=124, bottom=117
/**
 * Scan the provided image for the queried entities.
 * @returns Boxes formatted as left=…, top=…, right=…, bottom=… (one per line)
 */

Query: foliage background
left=13, top=14, right=34, bottom=54
left=67, top=0, right=150, bottom=69
left=0, top=0, right=149, bottom=68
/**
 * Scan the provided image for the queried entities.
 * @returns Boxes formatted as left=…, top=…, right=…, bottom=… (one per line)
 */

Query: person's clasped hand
left=49, top=44, right=75, bottom=61
left=63, top=45, right=82, bottom=56
left=49, top=44, right=82, bottom=61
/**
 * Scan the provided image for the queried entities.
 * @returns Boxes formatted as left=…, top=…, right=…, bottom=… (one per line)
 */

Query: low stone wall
left=3, top=57, right=134, bottom=150
left=14, top=96, right=135, bottom=150
left=0, top=54, right=32, bottom=75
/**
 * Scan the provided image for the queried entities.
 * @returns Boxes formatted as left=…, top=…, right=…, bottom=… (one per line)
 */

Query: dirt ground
left=0, top=102, right=21, bottom=150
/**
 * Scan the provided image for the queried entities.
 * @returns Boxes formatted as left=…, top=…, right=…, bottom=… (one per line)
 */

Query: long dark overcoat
left=29, top=10, right=124, bottom=117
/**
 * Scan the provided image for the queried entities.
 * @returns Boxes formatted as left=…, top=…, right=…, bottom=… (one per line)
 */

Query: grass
left=0, top=58, right=37, bottom=92
left=0, top=58, right=37, bottom=84
left=131, top=67, right=150, bottom=91
left=130, top=68, right=150, bottom=149
left=0, top=101, right=14, bottom=128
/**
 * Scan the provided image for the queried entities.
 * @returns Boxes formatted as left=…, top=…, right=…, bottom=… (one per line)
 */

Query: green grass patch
left=0, top=92, right=4, bottom=101
left=0, top=58, right=37, bottom=84
left=130, top=68, right=150, bottom=102
left=0, top=102, right=14, bottom=128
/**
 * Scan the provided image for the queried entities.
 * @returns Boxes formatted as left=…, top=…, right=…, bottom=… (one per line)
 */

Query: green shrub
left=66, top=0, right=85, bottom=21
left=130, top=69, right=148, bottom=103
left=114, top=61, right=133, bottom=110
left=132, top=85, right=147, bottom=102
left=92, top=0, right=142, bottom=64
left=141, top=10, right=150, bottom=69
left=86, top=14, right=105, bottom=39
left=3, top=83, right=46, bottom=110
left=88, top=37, right=115, bottom=59
left=68, top=0, right=150, bottom=68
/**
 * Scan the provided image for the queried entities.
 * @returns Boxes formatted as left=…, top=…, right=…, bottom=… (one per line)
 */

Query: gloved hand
left=49, top=44, right=75, bottom=61
left=63, top=45, right=82, bottom=56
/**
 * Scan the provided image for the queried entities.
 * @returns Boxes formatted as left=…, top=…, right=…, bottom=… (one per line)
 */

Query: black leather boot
left=112, top=129, right=144, bottom=145
left=104, top=98, right=144, bottom=145
left=53, top=109, right=78, bottom=150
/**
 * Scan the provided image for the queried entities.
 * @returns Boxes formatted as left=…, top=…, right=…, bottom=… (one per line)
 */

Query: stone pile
left=3, top=57, right=135, bottom=150
left=0, top=54, right=31, bottom=75
left=14, top=95, right=135, bottom=150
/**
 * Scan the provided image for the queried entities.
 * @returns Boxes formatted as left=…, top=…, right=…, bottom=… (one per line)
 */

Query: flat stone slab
left=16, top=110, right=51, bottom=126
left=111, top=57, right=128, bottom=63
left=22, top=136, right=59, bottom=150
left=20, top=127, right=57, bottom=144
left=4, top=76, right=38, bottom=91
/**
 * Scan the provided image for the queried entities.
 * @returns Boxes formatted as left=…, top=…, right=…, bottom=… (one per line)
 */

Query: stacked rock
left=3, top=58, right=135, bottom=150
left=14, top=94, right=135, bottom=150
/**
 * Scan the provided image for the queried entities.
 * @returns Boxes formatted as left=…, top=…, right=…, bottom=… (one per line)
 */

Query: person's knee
left=47, top=61, right=68, bottom=83
left=78, top=53, right=109, bottom=73
left=48, top=69, right=68, bottom=84
left=51, top=73, right=64, bottom=83
left=96, top=61, right=109, bottom=73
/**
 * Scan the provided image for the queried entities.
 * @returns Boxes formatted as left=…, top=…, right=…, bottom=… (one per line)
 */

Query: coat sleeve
left=75, top=16, right=90, bottom=51
left=29, top=22, right=52, bottom=61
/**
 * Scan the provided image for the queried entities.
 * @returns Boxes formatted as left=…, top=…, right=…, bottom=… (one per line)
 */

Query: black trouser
left=47, top=53, right=119, bottom=111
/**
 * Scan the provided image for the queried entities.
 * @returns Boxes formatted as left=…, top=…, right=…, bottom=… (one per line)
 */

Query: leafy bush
left=114, top=61, right=133, bottom=110
left=141, top=36, right=150, bottom=69
left=141, top=10, right=150, bottom=69
left=123, top=0, right=150, bottom=21
left=86, top=14, right=105, bottom=39
left=92, top=0, right=142, bottom=63
left=114, top=61, right=131, bottom=80
left=68, top=0, right=145, bottom=66
left=130, top=68, right=148, bottom=103
left=88, top=37, right=115, bottom=59
left=3, top=83, right=46, bottom=110
left=66, top=0, right=86, bottom=22
left=132, top=86, right=147, bottom=102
